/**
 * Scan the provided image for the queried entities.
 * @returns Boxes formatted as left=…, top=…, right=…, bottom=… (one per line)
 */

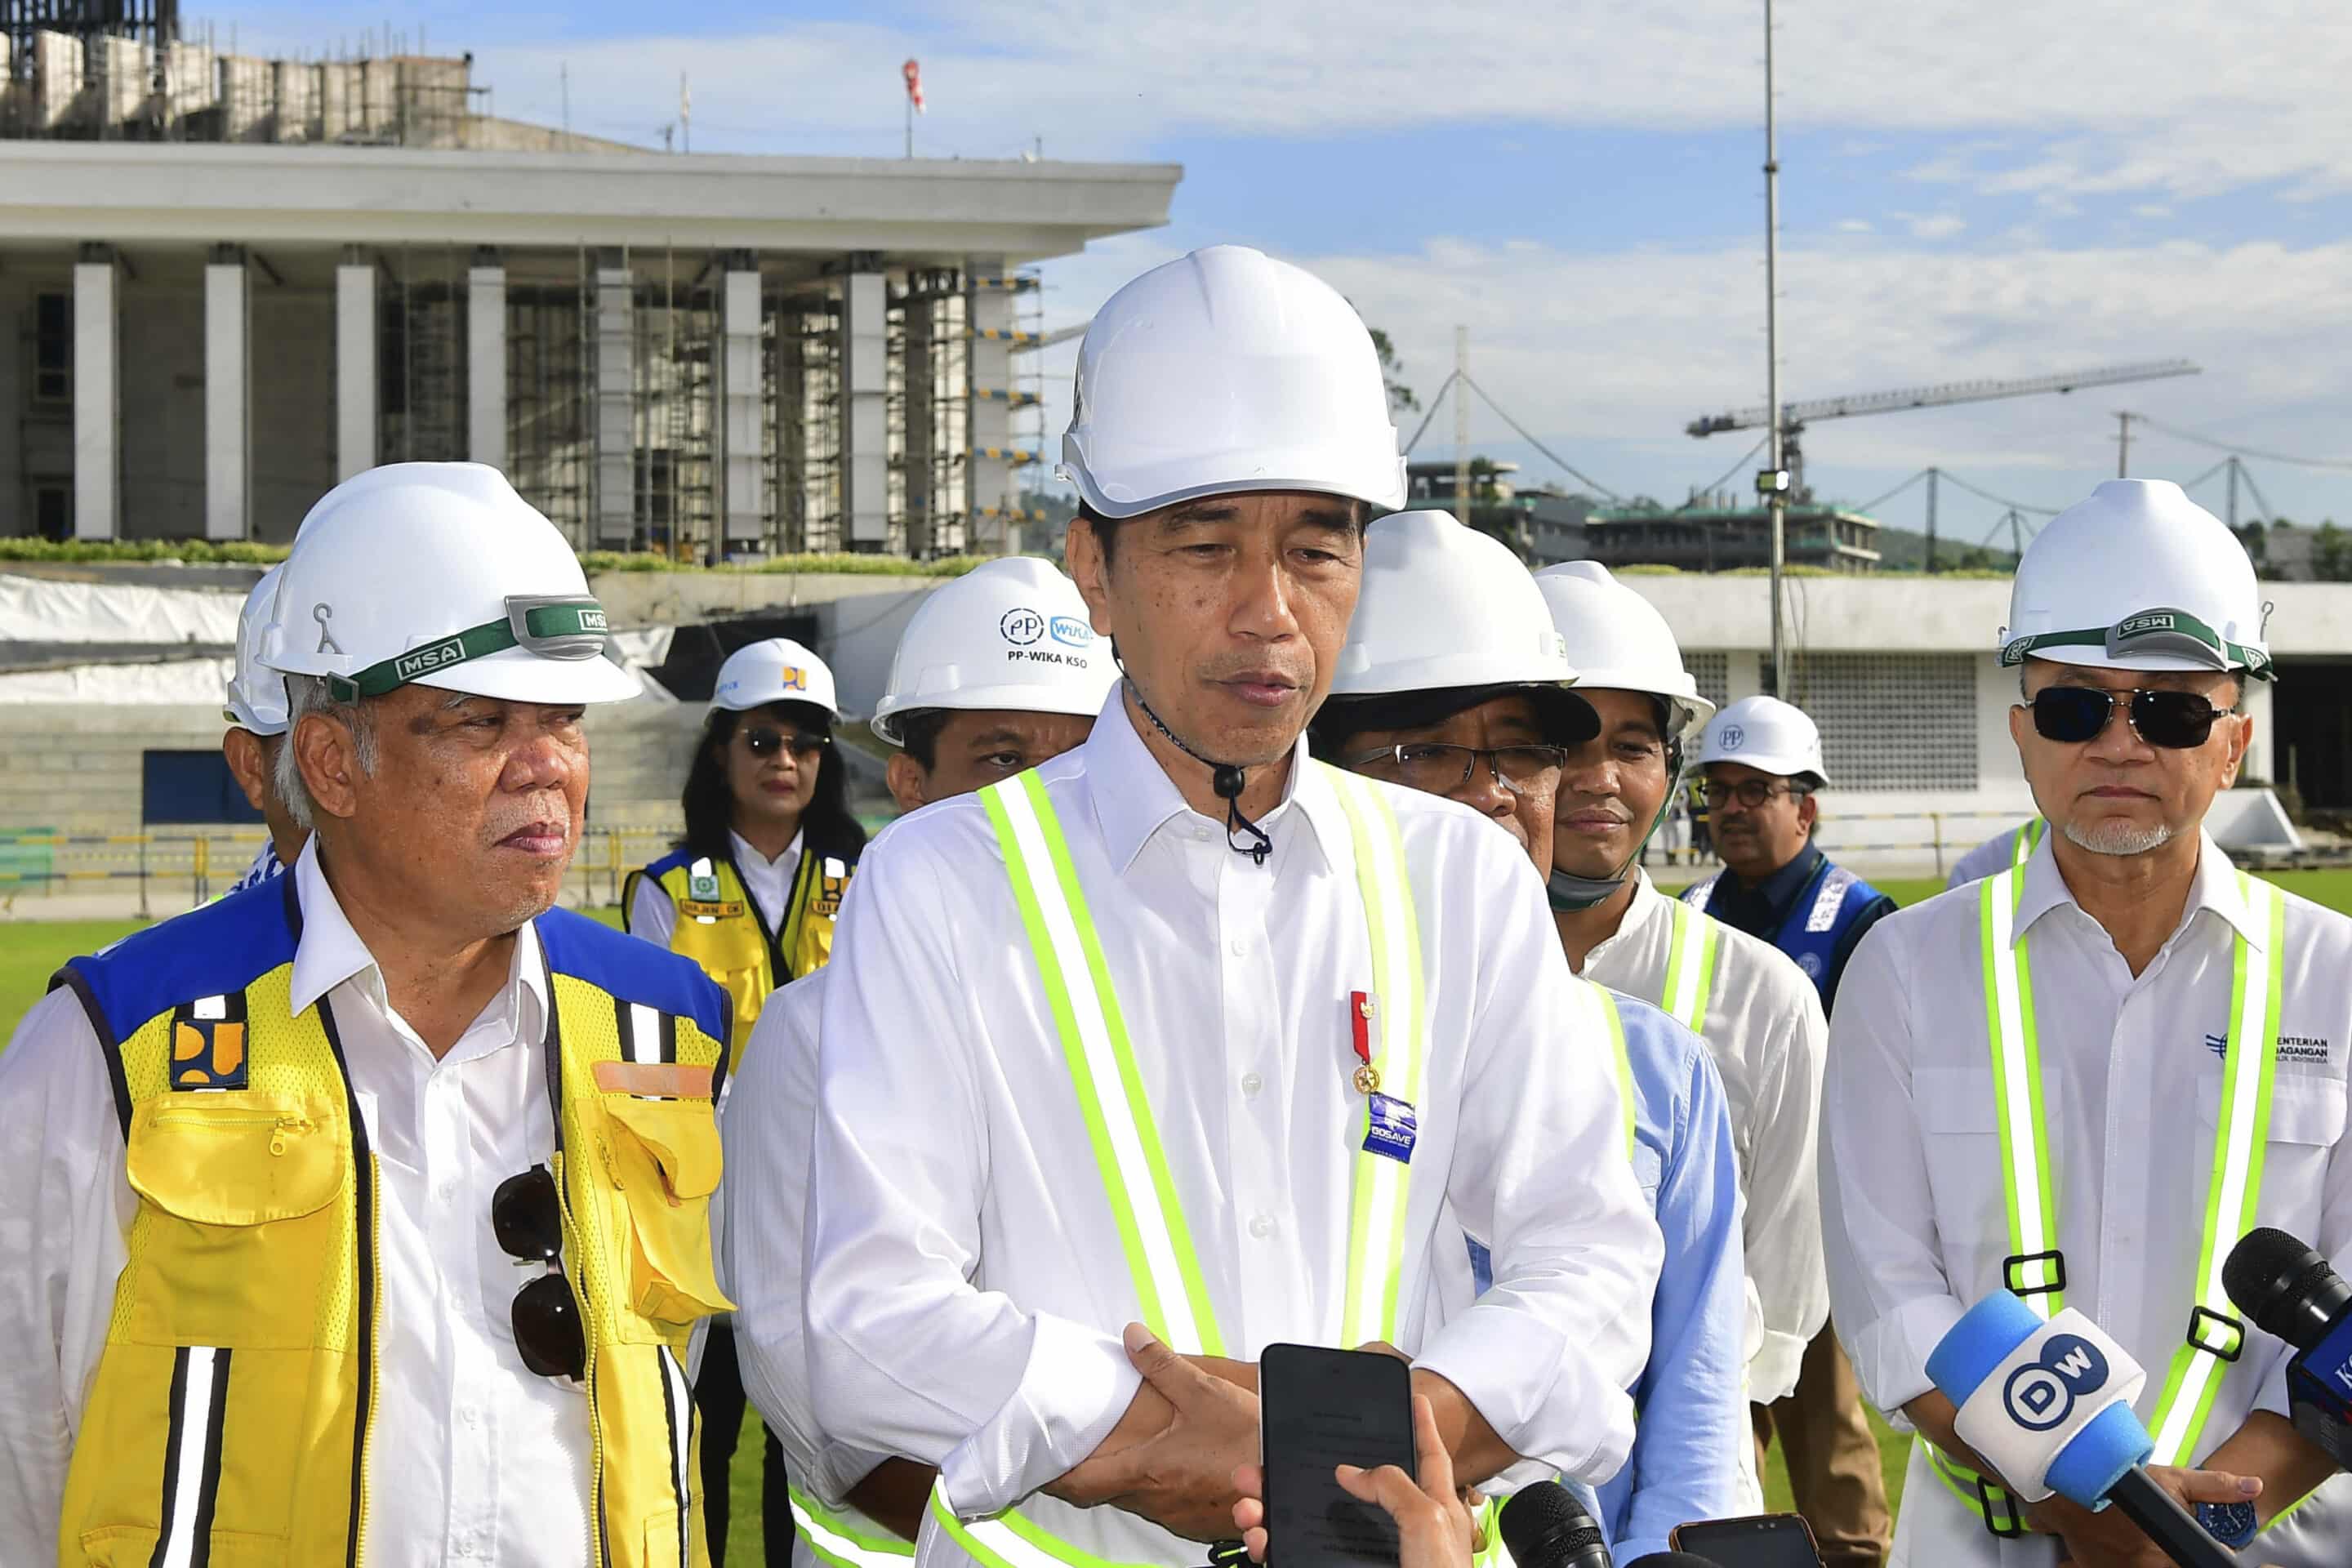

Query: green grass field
left=12, top=864, right=2352, bottom=1555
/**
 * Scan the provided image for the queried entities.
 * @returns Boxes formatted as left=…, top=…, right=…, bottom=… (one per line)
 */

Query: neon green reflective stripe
left=790, top=1487, right=915, bottom=1568
left=979, top=775, right=1222, bottom=1355
left=2013, top=817, right=2044, bottom=869
left=931, top=1484, right=1164, bottom=1568
left=1325, top=764, right=1428, bottom=1348
left=1917, top=1437, right=2023, bottom=1527
left=1661, top=899, right=1722, bottom=1036
left=1471, top=1496, right=1505, bottom=1567
left=2145, top=874, right=2286, bottom=1466
left=1591, top=984, right=1635, bottom=1160
left=1980, top=868, right=2065, bottom=1315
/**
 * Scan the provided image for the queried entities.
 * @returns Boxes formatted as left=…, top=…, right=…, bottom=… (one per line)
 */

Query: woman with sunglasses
left=1822, top=479, right=2352, bottom=1568
left=626, top=635, right=868, bottom=1566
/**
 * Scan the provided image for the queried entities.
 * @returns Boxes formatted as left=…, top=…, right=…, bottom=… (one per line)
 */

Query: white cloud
left=1838, top=219, right=1877, bottom=234
left=1897, top=212, right=1967, bottom=240
left=277, top=0, right=2350, bottom=204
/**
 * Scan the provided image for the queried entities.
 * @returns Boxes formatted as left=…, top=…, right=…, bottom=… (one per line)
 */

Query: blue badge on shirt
left=1363, top=1093, right=1417, bottom=1164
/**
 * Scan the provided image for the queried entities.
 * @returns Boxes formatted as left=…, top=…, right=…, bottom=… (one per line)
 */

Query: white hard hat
left=2000, top=479, right=2270, bottom=679
left=223, top=563, right=290, bottom=736
left=1534, top=561, right=1717, bottom=740
left=710, top=638, right=840, bottom=719
left=261, top=463, right=638, bottom=705
left=870, top=557, right=1117, bottom=746
left=1058, top=245, right=1406, bottom=519
left=1322, top=510, right=1596, bottom=742
left=1695, top=694, right=1829, bottom=786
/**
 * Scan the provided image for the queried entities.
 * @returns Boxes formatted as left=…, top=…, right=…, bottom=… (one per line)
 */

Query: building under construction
left=0, top=3, right=1179, bottom=555
left=1584, top=501, right=1882, bottom=574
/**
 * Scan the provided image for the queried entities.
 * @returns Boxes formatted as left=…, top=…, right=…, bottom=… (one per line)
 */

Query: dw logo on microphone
left=2003, top=1334, right=2111, bottom=1432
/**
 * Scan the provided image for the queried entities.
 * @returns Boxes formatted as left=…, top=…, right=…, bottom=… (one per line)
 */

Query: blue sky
left=231, top=0, right=2352, bottom=546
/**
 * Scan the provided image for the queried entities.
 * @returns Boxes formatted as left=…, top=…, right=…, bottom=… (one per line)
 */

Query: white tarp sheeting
left=0, top=574, right=243, bottom=645
left=0, top=628, right=680, bottom=707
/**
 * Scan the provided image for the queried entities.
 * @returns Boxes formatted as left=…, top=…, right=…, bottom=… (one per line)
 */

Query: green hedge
left=0, top=538, right=987, bottom=577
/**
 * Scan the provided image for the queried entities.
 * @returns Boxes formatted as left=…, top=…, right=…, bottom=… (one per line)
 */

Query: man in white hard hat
left=0, top=462, right=739, bottom=1566
left=1824, top=479, right=2352, bottom=1568
left=218, top=561, right=310, bottom=891
left=1682, top=693, right=1894, bottom=1567
left=725, top=556, right=1117, bottom=1568
left=1530, top=562, right=1831, bottom=1516
left=797, top=247, right=1659, bottom=1568
left=1311, top=513, right=1747, bottom=1563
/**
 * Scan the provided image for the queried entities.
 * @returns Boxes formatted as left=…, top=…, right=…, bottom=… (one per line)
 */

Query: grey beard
left=2062, top=816, right=2177, bottom=858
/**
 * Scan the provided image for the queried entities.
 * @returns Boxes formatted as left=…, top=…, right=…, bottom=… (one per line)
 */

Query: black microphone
left=1620, top=1557, right=1722, bottom=1568
left=1498, top=1481, right=1612, bottom=1568
left=2224, top=1227, right=2352, bottom=1469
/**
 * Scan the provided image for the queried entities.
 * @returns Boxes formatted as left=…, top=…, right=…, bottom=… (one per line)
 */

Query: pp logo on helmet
left=2002, top=1334, right=2109, bottom=1432
left=1718, top=724, right=1745, bottom=751
left=1001, top=609, right=1045, bottom=647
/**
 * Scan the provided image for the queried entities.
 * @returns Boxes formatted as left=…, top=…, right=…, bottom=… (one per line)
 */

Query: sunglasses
left=743, top=726, right=829, bottom=760
left=2026, top=686, right=2224, bottom=751
left=492, top=1165, right=586, bottom=1380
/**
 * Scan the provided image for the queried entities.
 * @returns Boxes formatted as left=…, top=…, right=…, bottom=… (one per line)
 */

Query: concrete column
left=203, top=243, right=252, bottom=540
left=72, top=243, right=120, bottom=540
left=840, top=256, right=889, bottom=550
left=774, top=301, right=808, bottom=551
left=717, top=252, right=766, bottom=555
left=467, top=247, right=507, bottom=471
left=902, top=278, right=938, bottom=559
left=964, top=254, right=1014, bottom=553
left=593, top=250, right=635, bottom=546
left=336, top=247, right=378, bottom=480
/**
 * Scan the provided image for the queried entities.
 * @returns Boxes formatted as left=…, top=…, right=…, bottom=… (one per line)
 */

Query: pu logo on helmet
left=394, top=638, right=467, bottom=683
left=2002, top=1334, right=2109, bottom=1432
left=1049, top=615, right=1094, bottom=648
left=1718, top=724, right=1745, bottom=751
left=1002, top=609, right=1045, bottom=646
left=313, top=603, right=344, bottom=655
left=779, top=666, right=808, bottom=693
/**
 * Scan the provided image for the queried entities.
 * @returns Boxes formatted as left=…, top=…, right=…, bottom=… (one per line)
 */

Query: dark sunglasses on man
left=2024, top=685, right=2225, bottom=751
left=743, top=726, right=829, bottom=761
left=492, top=1165, right=586, bottom=1380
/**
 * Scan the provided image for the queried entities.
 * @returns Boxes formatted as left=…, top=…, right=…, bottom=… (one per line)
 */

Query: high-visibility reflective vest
left=54, top=876, right=737, bottom=1568
left=1682, top=857, right=1885, bottom=996
left=626, top=845, right=854, bottom=1067
left=926, top=764, right=1622, bottom=1568
left=1922, top=862, right=2287, bottom=1537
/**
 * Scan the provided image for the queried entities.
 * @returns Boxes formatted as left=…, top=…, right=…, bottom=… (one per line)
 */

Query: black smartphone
left=1668, top=1513, right=1824, bottom=1568
left=1258, top=1344, right=1417, bottom=1568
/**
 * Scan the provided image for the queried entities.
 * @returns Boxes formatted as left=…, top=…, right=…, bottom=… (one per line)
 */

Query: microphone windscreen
left=1925, top=1290, right=2040, bottom=1405
left=1622, top=1555, right=1725, bottom=1568
left=2223, top=1227, right=2334, bottom=1343
left=1498, top=1481, right=1606, bottom=1568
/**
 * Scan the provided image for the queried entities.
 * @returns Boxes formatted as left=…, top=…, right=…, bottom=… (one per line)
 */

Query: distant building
left=0, top=5, right=1178, bottom=556
left=1401, top=460, right=1592, bottom=566
left=1584, top=501, right=1882, bottom=574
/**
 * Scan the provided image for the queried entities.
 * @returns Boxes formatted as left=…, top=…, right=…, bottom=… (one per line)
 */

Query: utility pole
left=1762, top=0, right=1788, bottom=697
left=2225, top=455, right=2240, bottom=531
left=1454, top=325, right=1472, bottom=529
left=2115, top=410, right=2134, bottom=478
left=1925, top=466, right=1939, bottom=575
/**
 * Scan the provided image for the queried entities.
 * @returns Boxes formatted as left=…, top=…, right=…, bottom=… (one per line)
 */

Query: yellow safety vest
left=54, top=878, right=737, bottom=1568
left=626, top=847, right=853, bottom=1067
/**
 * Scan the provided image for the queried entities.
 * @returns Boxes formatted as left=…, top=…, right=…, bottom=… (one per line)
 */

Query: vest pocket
left=602, top=1095, right=735, bottom=1327
left=122, top=1093, right=345, bottom=1347
left=79, top=1524, right=286, bottom=1566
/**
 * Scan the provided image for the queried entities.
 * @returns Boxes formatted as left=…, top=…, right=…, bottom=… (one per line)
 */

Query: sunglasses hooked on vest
left=51, top=875, right=737, bottom=1568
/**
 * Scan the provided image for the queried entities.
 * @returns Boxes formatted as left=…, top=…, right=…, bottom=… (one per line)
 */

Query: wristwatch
left=2195, top=1499, right=2258, bottom=1550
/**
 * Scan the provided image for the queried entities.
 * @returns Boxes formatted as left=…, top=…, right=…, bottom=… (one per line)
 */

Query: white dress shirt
left=1824, top=831, right=2352, bottom=1567
left=0, top=838, right=593, bottom=1567
left=799, top=693, right=1662, bottom=1568
left=630, top=828, right=804, bottom=949
left=1577, top=870, right=1830, bottom=1402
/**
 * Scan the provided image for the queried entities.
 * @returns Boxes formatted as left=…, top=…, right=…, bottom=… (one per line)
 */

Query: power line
left=1934, top=470, right=2064, bottom=516
left=1851, top=469, right=1929, bottom=517
left=1673, top=436, right=1771, bottom=512
left=1460, top=375, right=1625, bottom=502
left=1399, top=371, right=1460, bottom=457
left=2129, top=412, right=2352, bottom=474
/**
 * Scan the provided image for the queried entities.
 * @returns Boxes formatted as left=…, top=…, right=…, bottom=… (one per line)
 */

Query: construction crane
left=1687, top=359, right=2201, bottom=503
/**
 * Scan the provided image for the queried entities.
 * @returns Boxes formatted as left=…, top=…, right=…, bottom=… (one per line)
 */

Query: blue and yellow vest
left=51, top=876, right=736, bottom=1568
left=623, top=844, right=853, bottom=1067
left=1683, top=855, right=1885, bottom=993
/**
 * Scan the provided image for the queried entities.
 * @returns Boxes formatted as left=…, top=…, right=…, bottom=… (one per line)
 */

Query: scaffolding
left=506, top=252, right=593, bottom=546
left=892, top=267, right=969, bottom=559
left=965, top=268, right=1045, bottom=553
left=630, top=247, right=716, bottom=561
left=765, top=289, right=843, bottom=555
left=377, top=244, right=467, bottom=466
